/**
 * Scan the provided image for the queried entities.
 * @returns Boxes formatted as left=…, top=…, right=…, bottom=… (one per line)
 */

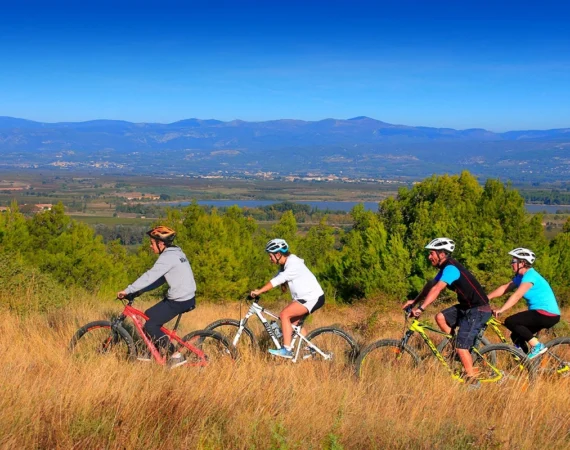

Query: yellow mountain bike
left=355, top=307, right=535, bottom=386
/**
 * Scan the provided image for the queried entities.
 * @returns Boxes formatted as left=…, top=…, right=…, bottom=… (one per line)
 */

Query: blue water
left=175, top=200, right=380, bottom=212
left=169, top=200, right=570, bottom=214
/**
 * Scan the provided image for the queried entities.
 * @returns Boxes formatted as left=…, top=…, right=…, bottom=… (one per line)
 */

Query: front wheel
left=472, top=344, right=535, bottom=386
left=69, top=320, right=135, bottom=362
left=204, top=318, right=257, bottom=355
left=536, top=337, right=570, bottom=378
left=355, top=339, right=420, bottom=380
left=180, top=329, right=238, bottom=366
left=302, top=326, right=359, bottom=368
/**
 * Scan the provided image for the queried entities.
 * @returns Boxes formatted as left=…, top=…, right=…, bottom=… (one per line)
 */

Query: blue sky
left=1, top=1, right=569, bottom=131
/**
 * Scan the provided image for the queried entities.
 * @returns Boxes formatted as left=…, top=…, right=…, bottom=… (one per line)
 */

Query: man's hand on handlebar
left=117, top=290, right=128, bottom=299
left=250, top=289, right=262, bottom=298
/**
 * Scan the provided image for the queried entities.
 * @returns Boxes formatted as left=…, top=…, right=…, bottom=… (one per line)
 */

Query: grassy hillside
left=1, top=298, right=569, bottom=449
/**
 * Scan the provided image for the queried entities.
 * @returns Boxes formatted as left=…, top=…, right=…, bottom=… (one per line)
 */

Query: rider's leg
left=505, top=310, right=560, bottom=352
left=437, top=305, right=460, bottom=334
left=144, top=298, right=195, bottom=354
left=280, top=302, right=309, bottom=349
left=456, top=307, right=492, bottom=377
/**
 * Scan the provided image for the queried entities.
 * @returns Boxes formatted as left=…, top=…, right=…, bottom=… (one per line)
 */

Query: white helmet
left=265, top=238, right=289, bottom=254
left=425, top=237, right=455, bottom=253
left=508, top=248, right=536, bottom=265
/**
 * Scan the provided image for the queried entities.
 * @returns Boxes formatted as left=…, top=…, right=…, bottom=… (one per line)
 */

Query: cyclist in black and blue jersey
left=403, top=237, right=492, bottom=381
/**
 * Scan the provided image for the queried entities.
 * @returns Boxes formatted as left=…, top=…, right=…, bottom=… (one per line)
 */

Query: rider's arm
left=251, top=281, right=274, bottom=297
left=124, top=255, right=171, bottom=294
left=495, top=282, right=532, bottom=315
left=402, top=279, right=436, bottom=308
left=418, top=280, right=448, bottom=311
left=487, top=281, right=516, bottom=300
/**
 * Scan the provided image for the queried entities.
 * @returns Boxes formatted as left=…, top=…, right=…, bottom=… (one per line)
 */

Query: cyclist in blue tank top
left=403, top=237, right=491, bottom=383
left=488, top=248, right=561, bottom=359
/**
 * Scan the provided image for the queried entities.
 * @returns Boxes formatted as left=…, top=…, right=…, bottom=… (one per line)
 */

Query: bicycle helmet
left=508, top=247, right=536, bottom=265
left=147, top=225, right=176, bottom=244
left=265, top=238, right=289, bottom=254
left=425, top=237, right=455, bottom=253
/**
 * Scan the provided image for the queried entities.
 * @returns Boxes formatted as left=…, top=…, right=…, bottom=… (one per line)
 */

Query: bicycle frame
left=113, top=299, right=208, bottom=366
left=486, top=316, right=509, bottom=343
left=402, top=315, right=504, bottom=382
left=234, top=299, right=333, bottom=363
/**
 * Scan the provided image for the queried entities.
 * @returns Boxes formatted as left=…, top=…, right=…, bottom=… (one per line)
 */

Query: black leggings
left=144, top=297, right=196, bottom=350
left=504, top=310, right=560, bottom=352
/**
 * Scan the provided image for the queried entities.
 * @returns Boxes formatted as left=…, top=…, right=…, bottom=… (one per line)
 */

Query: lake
left=171, top=200, right=570, bottom=214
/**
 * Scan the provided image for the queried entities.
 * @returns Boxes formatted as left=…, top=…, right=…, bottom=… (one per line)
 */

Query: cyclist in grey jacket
left=118, top=225, right=196, bottom=367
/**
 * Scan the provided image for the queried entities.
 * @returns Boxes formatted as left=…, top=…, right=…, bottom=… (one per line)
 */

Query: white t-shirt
left=270, top=254, right=324, bottom=302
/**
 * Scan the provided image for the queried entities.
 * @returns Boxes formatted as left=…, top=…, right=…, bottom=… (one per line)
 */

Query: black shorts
left=296, top=294, right=325, bottom=313
left=441, top=304, right=492, bottom=349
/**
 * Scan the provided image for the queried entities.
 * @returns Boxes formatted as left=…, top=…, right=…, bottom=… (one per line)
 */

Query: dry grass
left=1, top=299, right=569, bottom=449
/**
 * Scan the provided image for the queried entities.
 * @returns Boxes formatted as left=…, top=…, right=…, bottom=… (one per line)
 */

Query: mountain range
left=1, top=116, right=569, bottom=181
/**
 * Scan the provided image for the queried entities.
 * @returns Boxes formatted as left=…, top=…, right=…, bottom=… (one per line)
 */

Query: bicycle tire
left=69, top=320, right=135, bottom=362
left=536, top=337, right=570, bottom=378
left=472, top=344, right=535, bottom=386
left=180, top=329, right=238, bottom=366
left=204, top=318, right=257, bottom=353
left=355, top=339, right=420, bottom=379
left=302, top=326, right=359, bottom=367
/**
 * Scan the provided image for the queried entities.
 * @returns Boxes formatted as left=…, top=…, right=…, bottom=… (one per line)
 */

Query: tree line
left=1, top=170, right=569, bottom=312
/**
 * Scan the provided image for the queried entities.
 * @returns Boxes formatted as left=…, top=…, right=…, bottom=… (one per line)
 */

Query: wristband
left=418, top=306, right=425, bottom=312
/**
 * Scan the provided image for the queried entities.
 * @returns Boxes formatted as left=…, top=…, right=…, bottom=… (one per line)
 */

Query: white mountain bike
left=205, top=295, right=359, bottom=367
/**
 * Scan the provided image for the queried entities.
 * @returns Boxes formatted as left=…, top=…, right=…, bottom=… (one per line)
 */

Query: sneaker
left=136, top=350, right=152, bottom=362
left=268, top=348, right=293, bottom=359
left=463, top=376, right=481, bottom=390
left=167, top=353, right=187, bottom=369
left=527, top=342, right=547, bottom=359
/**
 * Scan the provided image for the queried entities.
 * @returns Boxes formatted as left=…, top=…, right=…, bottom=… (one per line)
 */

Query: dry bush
left=0, top=299, right=569, bottom=449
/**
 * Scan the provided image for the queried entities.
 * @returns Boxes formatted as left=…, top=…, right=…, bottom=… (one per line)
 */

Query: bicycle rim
left=473, top=345, right=534, bottom=388
left=181, top=330, right=236, bottom=367
left=537, top=338, right=570, bottom=379
left=205, top=319, right=257, bottom=356
left=302, top=327, right=358, bottom=368
left=69, top=322, right=134, bottom=362
left=356, top=340, right=420, bottom=380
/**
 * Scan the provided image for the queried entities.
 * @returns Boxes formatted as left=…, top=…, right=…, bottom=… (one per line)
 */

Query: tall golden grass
left=1, top=297, right=569, bottom=449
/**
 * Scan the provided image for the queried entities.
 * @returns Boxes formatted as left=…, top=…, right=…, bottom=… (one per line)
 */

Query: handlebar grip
left=404, top=306, right=413, bottom=314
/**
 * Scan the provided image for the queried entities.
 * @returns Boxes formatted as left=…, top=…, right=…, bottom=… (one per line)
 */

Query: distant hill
left=0, top=116, right=569, bottom=181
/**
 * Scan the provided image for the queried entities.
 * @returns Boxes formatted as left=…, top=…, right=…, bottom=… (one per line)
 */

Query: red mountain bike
left=69, top=293, right=237, bottom=366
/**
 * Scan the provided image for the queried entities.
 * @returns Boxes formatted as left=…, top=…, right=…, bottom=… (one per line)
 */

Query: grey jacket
left=125, top=246, right=196, bottom=302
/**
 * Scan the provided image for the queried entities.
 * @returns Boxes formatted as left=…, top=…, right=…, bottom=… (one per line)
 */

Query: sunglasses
left=510, top=259, right=519, bottom=264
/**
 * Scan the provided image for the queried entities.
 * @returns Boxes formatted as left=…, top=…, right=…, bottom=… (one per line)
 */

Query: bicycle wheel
left=472, top=344, right=535, bottom=386
left=355, top=339, right=420, bottom=380
left=302, top=326, right=359, bottom=368
left=536, top=337, right=570, bottom=379
left=204, top=318, right=257, bottom=355
left=69, top=320, right=135, bottom=362
left=180, top=329, right=238, bottom=366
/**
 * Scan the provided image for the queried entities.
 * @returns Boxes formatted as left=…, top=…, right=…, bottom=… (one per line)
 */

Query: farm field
left=1, top=298, right=569, bottom=449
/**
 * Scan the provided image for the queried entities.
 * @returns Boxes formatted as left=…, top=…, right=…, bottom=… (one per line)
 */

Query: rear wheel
left=180, top=329, right=238, bottom=366
left=69, top=320, right=135, bottom=362
left=302, top=326, right=359, bottom=368
left=537, top=337, right=570, bottom=378
left=472, top=344, right=535, bottom=386
left=355, top=339, right=420, bottom=380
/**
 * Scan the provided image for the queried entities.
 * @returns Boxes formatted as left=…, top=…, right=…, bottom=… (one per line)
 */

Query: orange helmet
left=147, top=225, right=176, bottom=244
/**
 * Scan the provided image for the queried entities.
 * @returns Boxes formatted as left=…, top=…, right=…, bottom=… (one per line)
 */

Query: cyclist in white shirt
left=250, top=238, right=325, bottom=358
